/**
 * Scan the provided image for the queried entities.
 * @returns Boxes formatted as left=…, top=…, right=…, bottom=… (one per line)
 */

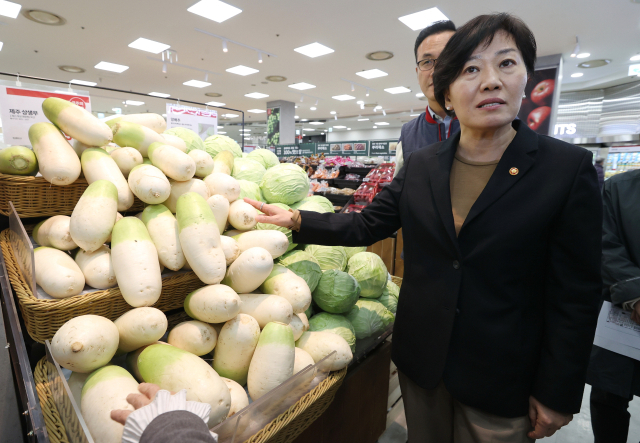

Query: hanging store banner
left=369, top=140, right=399, bottom=156
left=165, top=104, right=218, bottom=140
left=266, top=107, right=281, bottom=148
left=0, top=86, right=91, bottom=146
left=275, top=140, right=399, bottom=157
left=274, top=143, right=316, bottom=157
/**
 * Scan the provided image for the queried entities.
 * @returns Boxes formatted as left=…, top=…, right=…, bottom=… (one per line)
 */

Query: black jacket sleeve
left=140, top=410, right=216, bottom=443
left=531, top=151, right=603, bottom=414
left=292, top=155, right=408, bottom=246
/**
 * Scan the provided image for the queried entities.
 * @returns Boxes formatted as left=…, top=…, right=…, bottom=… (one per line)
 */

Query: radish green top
left=141, top=204, right=173, bottom=224
left=83, top=179, right=118, bottom=200
left=258, top=321, right=294, bottom=347
left=81, top=147, right=110, bottom=163
left=113, top=121, right=145, bottom=145
left=28, top=122, right=63, bottom=144
left=111, top=217, right=151, bottom=246
left=42, top=97, right=73, bottom=123
left=81, top=365, right=134, bottom=397
left=137, top=343, right=189, bottom=381
left=176, top=192, right=216, bottom=232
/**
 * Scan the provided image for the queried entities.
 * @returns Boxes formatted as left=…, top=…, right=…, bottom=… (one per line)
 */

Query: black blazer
left=293, top=120, right=603, bottom=417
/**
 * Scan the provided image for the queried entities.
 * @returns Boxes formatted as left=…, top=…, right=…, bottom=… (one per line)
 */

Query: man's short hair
left=414, top=20, right=456, bottom=62
left=595, top=158, right=605, bottom=165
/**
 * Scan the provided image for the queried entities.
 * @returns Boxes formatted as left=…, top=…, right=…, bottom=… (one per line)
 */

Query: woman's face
left=445, top=31, right=528, bottom=132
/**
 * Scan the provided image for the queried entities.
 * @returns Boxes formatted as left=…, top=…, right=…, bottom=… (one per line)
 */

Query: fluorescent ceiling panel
left=218, top=131, right=227, bottom=134
left=294, top=42, right=334, bottom=58
left=628, top=65, right=640, bottom=76
left=239, top=129, right=251, bottom=132
left=245, top=92, right=269, bottom=99
left=398, top=7, right=449, bottom=31
left=0, top=41, right=4, bottom=51
left=128, top=38, right=170, bottom=54
left=125, top=100, right=145, bottom=106
left=95, top=61, right=129, bottom=73
left=149, top=92, right=170, bottom=98
left=226, top=65, right=259, bottom=76
left=376, top=122, right=390, bottom=125
left=207, top=101, right=226, bottom=107
left=187, top=0, right=242, bottom=23
left=356, top=69, right=388, bottom=79
left=70, top=79, right=97, bottom=86
left=303, top=128, right=316, bottom=131
left=416, top=92, right=425, bottom=97
left=358, top=118, right=369, bottom=121
left=0, top=1, right=21, bottom=18
left=183, top=80, right=211, bottom=88
left=410, top=113, right=420, bottom=116
left=223, top=113, right=239, bottom=118
left=332, top=94, right=355, bottom=101
left=288, top=82, right=316, bottom=90
left=308, top=121, right=324, bottom=125
left=247, top=109, right=266, bottom=113
left=571, top=73, right=584, bottom=78
left=333, top=126, right=346, bottom=129
left=384, top=86, right=411, bottom=94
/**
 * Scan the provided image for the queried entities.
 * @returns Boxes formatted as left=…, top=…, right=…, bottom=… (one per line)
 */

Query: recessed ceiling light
left=58, top=65, right=85, bottom=73
left=416, top=92, right=425, bottom=98
left=373, top=125, right=378, bottom=128
left=0, top=0, right=20, bottom=18
left=70, top=79, right=97, bottom=86
left=0, top=41, right=3, bottom=51
left=218, top=131, right=227, bottom=134
left=385, top=86, right=411, bottom=94
left=217, top=126, right=224, bottom=129
left=630, top=55, right=640, bottom=62
left=22, top=9, right=65, bottom=25
left=309, top=121, right=324, bottom=125
left=576, top=53, right=590, bottom=59
left=226, top=65, right=259, bottom=76
left=294, top=115, right=299, bottom=119
left=288, top=82, right=316, bottom=90
left=248, top=109, right=266, bottom=113
left=294, top=42, right=335, bottom=58
left=205, top=92, right=223, bottom=97
left=410, top=113, right=420, bottom=116
left=398, top=7, right=449, bottom=31
left=577, top=59, right=611, bottom=68
left=366, top=51, right=393, bottom=61
left=310, top=107, right=317, bottom=111
left=125, top=100, right=145, bottom=106
left=303, top=128, right=316, bottom=131
left=333, top=126, right=346, bottom=129
left=330, top=111, right=336, bottom=115
left=149, top=92, right=170, bottom=98
left=245, top=92, right=269, bottom=99
left=95, top=61, right=129, bottom=73
left=358, top=118, right=369, bottom=121
left=571, top=73, right=583, bottom=78
left=376, top=122, right=390, bottom=125
left=187, top=0, right=242, bottom=23
left=347, top=128, right=351, bottom=130
left=223, top=113, right=239, bottom=118
left=239, top=129, right=251, bottom=132
left=629, top=64, right=640, bottom=76
left=128, top=38, right=170, bottom=54
left=264, top=131, right=268, bottom=134
left=332, top=95, right=355, bottom=101
left=184, top=79, right=211, bottom=88
left=356, top=69, right=388, bottom=79
left=265, top=75, right=287, bottom=82
left=301, top=118, right=308, bottom=121
left=206, top=101, right=226, bottom=107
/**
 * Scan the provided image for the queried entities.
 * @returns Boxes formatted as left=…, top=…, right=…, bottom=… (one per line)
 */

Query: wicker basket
left=0, top=173, right=145, bottom=218
left=34, top=356, right=347, bottom=443
left=0, top=229, right=206, bottom=343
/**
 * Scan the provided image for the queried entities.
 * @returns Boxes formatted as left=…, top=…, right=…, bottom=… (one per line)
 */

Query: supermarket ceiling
left=0, top=0, right=639, bottom=135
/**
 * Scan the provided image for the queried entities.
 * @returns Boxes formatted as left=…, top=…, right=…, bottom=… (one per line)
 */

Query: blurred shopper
left=248, top=13, right=602, bottom=443
left=594, top=157, right=605, bottom=189
left=394, top=20, right=459, bottom=177
left=586, top=169, right=640, bottom=443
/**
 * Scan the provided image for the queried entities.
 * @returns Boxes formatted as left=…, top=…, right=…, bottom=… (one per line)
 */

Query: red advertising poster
left=517, top=67, right=557, bottom=136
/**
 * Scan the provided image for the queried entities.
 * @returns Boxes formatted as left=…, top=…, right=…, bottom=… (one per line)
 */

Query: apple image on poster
left=528, top=106, right=551, bottom=131
left=531, top=79, right=555, bottom=106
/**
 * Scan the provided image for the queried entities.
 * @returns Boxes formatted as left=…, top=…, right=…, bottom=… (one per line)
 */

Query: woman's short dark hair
left=414, top=20, right=456, bottom=62
left=433, top=13, right=537, bottom=115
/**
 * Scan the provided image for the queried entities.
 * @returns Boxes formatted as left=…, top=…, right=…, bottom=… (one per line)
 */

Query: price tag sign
left=165, top=104, right=218, bottom=140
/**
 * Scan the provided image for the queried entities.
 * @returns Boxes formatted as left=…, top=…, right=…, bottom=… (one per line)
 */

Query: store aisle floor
left=377, top=384, right=640, bottom=443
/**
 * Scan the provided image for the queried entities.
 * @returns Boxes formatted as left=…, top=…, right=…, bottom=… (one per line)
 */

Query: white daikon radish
left=67, top=371, right=89, bottom=405
left=128, top=164, right=171, bottom=205
left=165, top=178, right=209, bottom=213
left=213, top=151, right=234, bottom=175
left=28, top=122, right=81, bottom=185
left=293, top=347, right=315, bottom=375
left=75, top=245, right=117, bottom=289
left=81, top=148, right=134, bottom=211
left=110, top=147, right=143, bottom=178
left=222, top=378, right=249, bottom=416
left=220, top=236, right=240, bottom=266
left=81, top=366, right=139, bottom=443
left=224, top=229, right=246, bottom=237
left=108, top=113, right=166, bottom=133
left=112, top=121, right=164, bottom=157
left=234, top=230, right=288, bottom=259
left=148, top=142, right=196, bottom=181
left=228, top=200, right=258, bottom=231
left=161, top=133, right=187, bottom=152
left=189, top=149, right=214, bottom=178
left=125, top=341, right=169, bottom=382
left=289, top=313, right=307, bottom=341
left=176, top=192, right=226, bottom=284
left=32, top=215, right=77, bottom=250
left=71, top=140, right=100, bottom=158
left=0, top=145, right=38, bottom=175
left=296, top=331, right=353, bottom=371
left=51, top=315, right=119, bottom=372
left=260, top=265, right=312, bottom=314
left=207, top=194, right=230, bottom=234
left=184, top=284, right=242, bottom=323
left=238, top=294, right=293, bottom=328
left=213, top=314, right=261, bottom=386
left=111, top=217, right=162, bottom=307
left=114, top=307, right=168, bottom=354
left=222, top=247, right=274, bottom=294
left=204, top=173, right=240, bottom=203
left=297, top=313, right=309, bottom=332
left=137, top=344, right=231, bottom=427
left=70, top=180, right=118, bottom=252
left=168, top=320, right=217, bottom=356
left=247, top=321, right=295, bottom=400
left=106, top=212, right=124, bottom=243
left=34, top=247, right=85, bottom=298
left=42, top=97, right=112, bottom=147
left=140, top=204, right=185, bottom=271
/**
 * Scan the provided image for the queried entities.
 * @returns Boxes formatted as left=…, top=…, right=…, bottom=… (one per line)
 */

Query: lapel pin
left=509, top=167, right=519, bottom=176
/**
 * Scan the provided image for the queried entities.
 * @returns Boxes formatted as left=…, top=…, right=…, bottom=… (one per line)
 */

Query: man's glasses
left=417, top=58, right=437, bottom=72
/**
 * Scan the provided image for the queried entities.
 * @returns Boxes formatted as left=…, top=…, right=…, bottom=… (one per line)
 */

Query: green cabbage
left=163, top=127, right=205, bottom=152
left=309, top=313, right=356, bottom=352
left=204, top=134, right=243, bottom=158
left=344, top=247, right=367, bottom=260
left=232, top=158, right=266, bottom=184
left=260, top=163, right=310, bottom=205
left=300, top=196, right=334, bottom=213
left=378, top=280, right=400, bottom=314
left=312, top=270, right=360, bottom=314
left=345, top=299, right=394, bottom=339
left=277, top=250, right=322, bottom=292
left=297, top=201, right=328, bottom=214
left=237, top=179, right=264, bottom=202
left=346, top=252, right=388, bottom=298
left=247, top=148, right=280, bottom=169
left=305, top=304, right=314, bottom=319
left=305, top=245, right=348, bottom=271
left=289, top=197, right=309, bottom=210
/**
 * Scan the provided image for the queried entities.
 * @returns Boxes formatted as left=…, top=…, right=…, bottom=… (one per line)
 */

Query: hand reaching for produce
left=111, top=382, right=161, bottom=425
left=244, top=198, right=294, bottom=228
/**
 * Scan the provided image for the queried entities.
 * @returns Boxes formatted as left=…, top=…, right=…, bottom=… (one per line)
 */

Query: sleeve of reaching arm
left=139, top=411, right=217, bottom=443
left=292, top=154, right=409, bottom=247
left=531, top=151, right=603, bottom=414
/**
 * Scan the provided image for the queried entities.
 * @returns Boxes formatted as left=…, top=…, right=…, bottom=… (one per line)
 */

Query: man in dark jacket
left=587, top=169, right=640, bottom=443
left=594, top=157, right=605, bottom=189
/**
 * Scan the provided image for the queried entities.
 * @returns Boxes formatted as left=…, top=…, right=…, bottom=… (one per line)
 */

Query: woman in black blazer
left=247, top=13, right=602, bottom=443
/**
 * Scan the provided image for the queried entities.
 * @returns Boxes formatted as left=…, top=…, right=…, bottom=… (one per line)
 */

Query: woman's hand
left=527, top=396, right=572, bottom=439
left=110, top=383, right=161, bottom=425
left=244, top=198, right=293, bottom=228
